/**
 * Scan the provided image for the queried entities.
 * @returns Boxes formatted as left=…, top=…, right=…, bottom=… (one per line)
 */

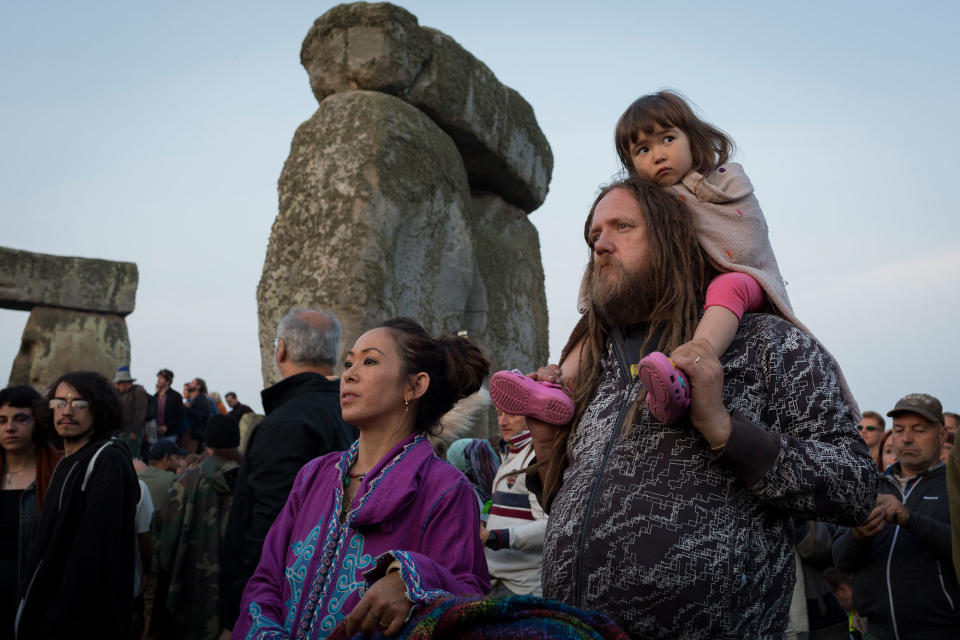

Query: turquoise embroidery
left=244, top=602, right=287, bottom=640
left=391, top=549, right=448, bottom=606
left=283, top=523, right=322, bottom=629
left=317, top=534, right=374, bottom=634
left=299, top=436, right=427, bottom=640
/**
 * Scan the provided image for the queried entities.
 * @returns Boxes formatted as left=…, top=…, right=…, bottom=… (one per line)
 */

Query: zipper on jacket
left=571, top=333, right=635, bottom=607
left=17, top=454, right=76, bottom=638
left=937, top=561, right=956, bottom=611
left=882, top=472, right=921, bottom=640
left=15, top=556, right=42, bottom=639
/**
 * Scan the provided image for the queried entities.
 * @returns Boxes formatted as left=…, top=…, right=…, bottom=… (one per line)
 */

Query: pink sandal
left=489, top=369, right=575, bottom=425
left=637, top=352, right=690, bottom=424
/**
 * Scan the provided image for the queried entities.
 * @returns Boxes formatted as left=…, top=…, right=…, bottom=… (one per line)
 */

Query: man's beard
left=587, top=256, right=657, bottom=327
left=57, top=421, right=95, bottom=443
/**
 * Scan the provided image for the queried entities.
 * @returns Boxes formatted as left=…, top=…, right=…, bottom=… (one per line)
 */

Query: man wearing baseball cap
left=138, top=440, right=188, bottom=508
left=833, top=393, right=959, bottom=639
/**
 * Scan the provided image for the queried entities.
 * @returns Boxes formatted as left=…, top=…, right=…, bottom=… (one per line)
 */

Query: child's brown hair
left=615, top=90, right=735, bottom=177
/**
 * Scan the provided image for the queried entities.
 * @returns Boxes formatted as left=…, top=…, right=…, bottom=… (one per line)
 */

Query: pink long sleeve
left=704, top=272, right=765, bottom=320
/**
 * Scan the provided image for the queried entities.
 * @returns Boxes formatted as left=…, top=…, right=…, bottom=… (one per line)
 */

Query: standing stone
left=300, top=2, right=553, bottom=213
left=259, top=5, right=553, bottom=419
left=257, top=90, right=476, bottom=386
left=463, top=193, right=549, bottom=375
left=10, top=307, right=130, bottom=389
left=0, top=247, right=138, bottom=315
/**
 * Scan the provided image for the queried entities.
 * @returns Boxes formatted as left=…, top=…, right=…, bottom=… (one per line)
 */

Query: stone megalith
left=462, top=193, right=548, bottom=371
left=1, top=246, right=138, bottom=389
left=258, top=4, right=552, bottom=422
left=9, top=307, right=131, bottom=388
left=300, top=2, right=553, bottom=213
left=257, top=90, right=476, bottom=385
left=0, top=247, right=138, bottom=315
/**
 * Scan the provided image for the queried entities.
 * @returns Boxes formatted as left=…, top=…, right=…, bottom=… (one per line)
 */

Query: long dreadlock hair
left=542, top=176, right=712, bottom=505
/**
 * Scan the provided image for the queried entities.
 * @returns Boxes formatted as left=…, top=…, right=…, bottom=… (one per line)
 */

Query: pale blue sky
left=2, top=1, right=958, bottom=417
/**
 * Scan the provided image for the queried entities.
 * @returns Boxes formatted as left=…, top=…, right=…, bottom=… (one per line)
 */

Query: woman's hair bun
left=377, top=318, right=490, bottom=433
left=437, top=334, right=490, bottom=402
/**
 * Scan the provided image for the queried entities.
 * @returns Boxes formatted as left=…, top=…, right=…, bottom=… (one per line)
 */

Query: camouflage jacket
left=152, top=454, right=239, bottom=640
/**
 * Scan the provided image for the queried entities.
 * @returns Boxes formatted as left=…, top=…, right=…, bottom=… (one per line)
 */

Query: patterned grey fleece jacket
left=541, top=313, right=878, bottom=639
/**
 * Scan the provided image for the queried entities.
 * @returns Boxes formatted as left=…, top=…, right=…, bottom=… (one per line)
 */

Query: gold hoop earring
left=403, top=398, right=409, bottom=414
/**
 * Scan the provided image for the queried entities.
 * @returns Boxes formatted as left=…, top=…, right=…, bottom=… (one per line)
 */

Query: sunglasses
left=856, top=425, right=881, bottom=432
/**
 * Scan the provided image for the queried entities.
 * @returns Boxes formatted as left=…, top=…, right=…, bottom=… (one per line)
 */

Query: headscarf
left=446, top=438, right=499, bottom=504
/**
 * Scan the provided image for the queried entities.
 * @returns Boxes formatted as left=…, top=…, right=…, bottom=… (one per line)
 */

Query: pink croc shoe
left=488, top=369, right=575, bottom=425
left=637, top=351, right=691, bottom=424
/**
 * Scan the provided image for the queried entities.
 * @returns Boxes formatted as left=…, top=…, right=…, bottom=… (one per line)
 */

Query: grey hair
left=276, top=308, right=342, bottom=368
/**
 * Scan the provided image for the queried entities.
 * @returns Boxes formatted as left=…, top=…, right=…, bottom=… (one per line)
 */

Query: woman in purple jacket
left=233, top=318, right=491, bottom=639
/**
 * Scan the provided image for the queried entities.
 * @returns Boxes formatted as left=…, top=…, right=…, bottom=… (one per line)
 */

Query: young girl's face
left=628, top=125, right=694, bottom=186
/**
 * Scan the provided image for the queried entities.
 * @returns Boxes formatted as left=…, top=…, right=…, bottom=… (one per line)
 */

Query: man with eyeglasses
left=857, top=410, right=887, bottom=465
left=16, top=370, right=139, bottom=639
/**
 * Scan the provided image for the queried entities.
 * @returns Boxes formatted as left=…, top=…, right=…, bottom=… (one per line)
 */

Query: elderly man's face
left=496, top=409, right=528, bottom=442
left=893, top=412, right=944, bottom=474
left=589, top=188, right=650, bottom=284
left=586, top=188, right=657, bottom=324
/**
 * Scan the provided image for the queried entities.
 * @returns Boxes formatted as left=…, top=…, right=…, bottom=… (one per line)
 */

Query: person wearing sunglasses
left=16, top=371, right=139, bottom=639
left=857, top=411, right=887, bottom=466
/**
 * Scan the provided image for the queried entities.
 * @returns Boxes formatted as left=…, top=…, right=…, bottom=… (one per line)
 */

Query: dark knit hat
left=206, top=414, right=240, bottom=449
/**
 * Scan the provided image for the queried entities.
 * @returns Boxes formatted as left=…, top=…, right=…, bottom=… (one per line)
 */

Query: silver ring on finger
left=694, top=355, right=702, bottom=364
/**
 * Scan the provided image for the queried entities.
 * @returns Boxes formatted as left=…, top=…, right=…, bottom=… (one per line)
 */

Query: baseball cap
left=148, top=440, right=189, bottom=461
left=886, top=393, right=944, bottom=424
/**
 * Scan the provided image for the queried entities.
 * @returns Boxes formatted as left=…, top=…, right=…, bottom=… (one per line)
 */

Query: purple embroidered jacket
left=232, top=433, right=490, bottom=639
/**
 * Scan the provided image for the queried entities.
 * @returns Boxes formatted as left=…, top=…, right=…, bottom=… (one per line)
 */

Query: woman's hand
left=669, top=338, right=732, bottom=448
left=342, top=570, right=412, bottom=636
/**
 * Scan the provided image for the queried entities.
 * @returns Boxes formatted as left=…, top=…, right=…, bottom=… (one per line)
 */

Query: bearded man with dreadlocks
left=524, top=178, right=878, bottom=639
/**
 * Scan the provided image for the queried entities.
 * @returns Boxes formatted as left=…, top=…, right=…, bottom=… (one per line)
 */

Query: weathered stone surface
left=300, top=3, right=431, bottom=99
left=0, top=247, right=138, bottom=316
left=9, top=307, right=131, bottom=389
left=239, top=412, right=264, bottom=454
left=463, top=193, right=549, bottom=376
left=300, top=2, right=553, bottom=213
left=257, top=90, right=476, bottom=386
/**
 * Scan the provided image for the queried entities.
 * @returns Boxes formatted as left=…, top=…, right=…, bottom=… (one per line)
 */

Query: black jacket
left=219, top=373, right=356, bottom=629
left=186, top=394, right=212, bottom=440
left=833, top=462, right=959, bottom=639
left=17, top=438, right=139, bottom=639
left=156, top=388, right=185, bottom=436
left=227, top=403, right=253, bottom=423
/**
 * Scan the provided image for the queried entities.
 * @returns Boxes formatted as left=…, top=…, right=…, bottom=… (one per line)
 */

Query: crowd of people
left=2, top=89, right=959, bottom=639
